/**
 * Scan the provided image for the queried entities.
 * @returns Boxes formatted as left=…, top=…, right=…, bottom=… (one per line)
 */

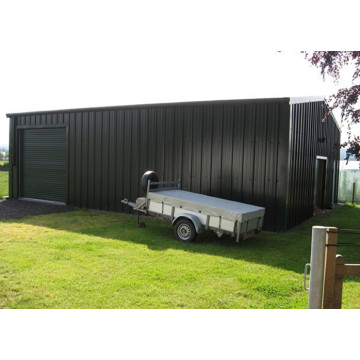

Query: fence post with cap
left=322, top=227, right=338, bottom=309
left=308, top=226, right=327, bottom=309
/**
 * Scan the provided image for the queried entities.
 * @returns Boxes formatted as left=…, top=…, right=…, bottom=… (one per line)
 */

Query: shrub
left=0, top=162, right=9, bottom=171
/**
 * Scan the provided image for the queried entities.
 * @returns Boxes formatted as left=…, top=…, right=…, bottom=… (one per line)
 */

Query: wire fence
left=327, top=228, right=360, bottom=266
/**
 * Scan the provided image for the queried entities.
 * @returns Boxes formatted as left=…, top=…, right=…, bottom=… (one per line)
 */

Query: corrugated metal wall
left=287, top=101, right=340, bottom=229
left=8, top=99, right=291, bottom=231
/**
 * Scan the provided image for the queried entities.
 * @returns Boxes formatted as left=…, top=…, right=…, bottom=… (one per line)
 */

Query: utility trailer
left=122, top=172, right=265, bottom=242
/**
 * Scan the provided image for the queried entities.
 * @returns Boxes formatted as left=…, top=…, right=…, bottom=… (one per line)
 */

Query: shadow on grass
left=7, top=204, right=360, bottom=276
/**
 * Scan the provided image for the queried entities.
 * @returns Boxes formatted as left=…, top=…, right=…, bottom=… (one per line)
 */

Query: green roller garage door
left=21, top=128, right=67, bottom=203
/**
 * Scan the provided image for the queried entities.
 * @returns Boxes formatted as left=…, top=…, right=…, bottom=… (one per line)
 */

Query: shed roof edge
left=6, top=97, right=292, bottom=117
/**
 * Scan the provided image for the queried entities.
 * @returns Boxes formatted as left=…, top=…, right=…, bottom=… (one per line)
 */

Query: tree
left=303, top=51, right=360, bottom=161
left=0, top=152, right=4, bottom=161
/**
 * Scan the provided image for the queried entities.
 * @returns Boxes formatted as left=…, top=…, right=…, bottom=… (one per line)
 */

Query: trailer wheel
left=174, top=219, right=197, bottom=242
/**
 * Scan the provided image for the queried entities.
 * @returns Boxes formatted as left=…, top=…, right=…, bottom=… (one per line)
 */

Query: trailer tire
left=173, top=219, right=197, bottom=242
left=140, top=171, right=159, bottom=194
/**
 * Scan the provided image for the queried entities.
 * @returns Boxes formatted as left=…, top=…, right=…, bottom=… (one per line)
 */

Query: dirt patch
left=313, top=207, right=334, bottom=216
left=0, top=199, right=77, bottom=221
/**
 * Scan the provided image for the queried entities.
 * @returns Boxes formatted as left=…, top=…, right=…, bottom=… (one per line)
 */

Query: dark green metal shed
left=6, top=97, right=340, bottom=231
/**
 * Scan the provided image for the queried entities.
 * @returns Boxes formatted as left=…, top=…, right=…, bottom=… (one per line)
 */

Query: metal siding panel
left=305, top=104, right=313, bottom=213
left=201, top=106, right=213, bottom=195
left=315, top=104, right=325, bottom=208
left=242, top=103, right=256, bottom=204
left=9, top=117, right=14, bottom=198
left=68, top=113, right=76, bottom=205
left=263, top=103, right=279, bottom=229
left=115, top=110, right=125, bottom=210
left=108, top=110, right=116, bottom=211
left=13, top=117, right=18, bottom=198
left=81, top=112, right=89, bottom=208
left=325, top=114, right=332, bottom=205
left=325, top=113, right=332, bottom=205
left=299, top=103, right=306, bottom=225
left=308, top=102, right=317, bottom=214
left=232, top=105, right=245, bottom=201
left=287, top=100, right=340, bottom=229
left=75, top=112, right=82, bottom=207
left=94, top=111, right=102, bottom=209
left=101, top=111, right=110, bottom=210
left=63, top=113, right=70, bottom=203
left=275, top=102, right=290, bottom=231
left=58, top=113, right=64, bottom=125
left=303, top=104, right=311, bottom=222
left=173, top=107, right=184, bottom=182
left=155, top=108, right=165, bottom=181
left=294, top=103, right=302, bottom=228
left=130, top=109, right=140, bottom=202
left=191, top=106, right=203, bottom=194
left=253, top=103, right=267, bottom=206
left=182, top=107, right=193, bottom=191
left=210, top=105, right=223, bottom=197
left=326, top=112, right=340, bottom=206
left=139, top=108, right=149, bottom=184
left=297, top=104, right=305, bottom=226
left=164, top=108, right=175, bottom=183
left=147, top=108, right=157, bottom=173
left=123, top=110, right=132, bottom=207
left=87, top=112, right=95, bottom=209
left=221, top=105, right=234, bottom=199
left=290, top=103, right=299, bottom=228
left=41, top=114, right=46, bottom=126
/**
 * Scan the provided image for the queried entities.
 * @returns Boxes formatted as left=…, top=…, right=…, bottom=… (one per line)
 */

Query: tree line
left=0, top=151, right=9, bottom=161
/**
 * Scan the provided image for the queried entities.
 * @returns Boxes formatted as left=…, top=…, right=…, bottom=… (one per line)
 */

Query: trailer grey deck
left=122, top=172, right=265, bottom=242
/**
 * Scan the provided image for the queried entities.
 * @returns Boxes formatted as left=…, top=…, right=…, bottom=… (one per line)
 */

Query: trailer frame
left=122, top=179, right=265, bottom=242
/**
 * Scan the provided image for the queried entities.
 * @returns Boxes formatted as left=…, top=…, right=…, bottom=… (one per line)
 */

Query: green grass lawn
left=0, top=171, right=8, bottom=198
left=1, top=204, right=360, bottom=309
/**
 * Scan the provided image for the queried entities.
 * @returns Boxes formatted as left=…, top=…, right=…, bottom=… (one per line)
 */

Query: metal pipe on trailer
left=304, top=226, right=327, bottom=309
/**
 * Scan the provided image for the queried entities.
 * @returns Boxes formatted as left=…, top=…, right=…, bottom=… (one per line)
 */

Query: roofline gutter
left=6, top=97, right=292, bottom=118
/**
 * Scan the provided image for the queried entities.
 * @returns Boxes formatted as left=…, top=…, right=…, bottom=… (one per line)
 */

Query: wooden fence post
left=352, top=183, right=356, bottom=204
left=319, top=227, right=360, bottom=309
left=333, top=255, right=344, bottom=309
left=322, top=227, right=338, bottom=309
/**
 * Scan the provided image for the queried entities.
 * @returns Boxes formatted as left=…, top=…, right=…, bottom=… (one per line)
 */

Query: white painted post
left=308, top=226, right=327, bottom=309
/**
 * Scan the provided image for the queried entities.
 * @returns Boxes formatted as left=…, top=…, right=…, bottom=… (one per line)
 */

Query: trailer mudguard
left=172, top=213, right=203, bottom=234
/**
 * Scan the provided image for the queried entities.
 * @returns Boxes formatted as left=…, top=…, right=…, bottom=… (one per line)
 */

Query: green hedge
left=0, top=162, right=9, bottom=171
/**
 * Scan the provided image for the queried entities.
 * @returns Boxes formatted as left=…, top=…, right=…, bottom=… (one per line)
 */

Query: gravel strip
left=0, top=199, right=77, bottom=220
